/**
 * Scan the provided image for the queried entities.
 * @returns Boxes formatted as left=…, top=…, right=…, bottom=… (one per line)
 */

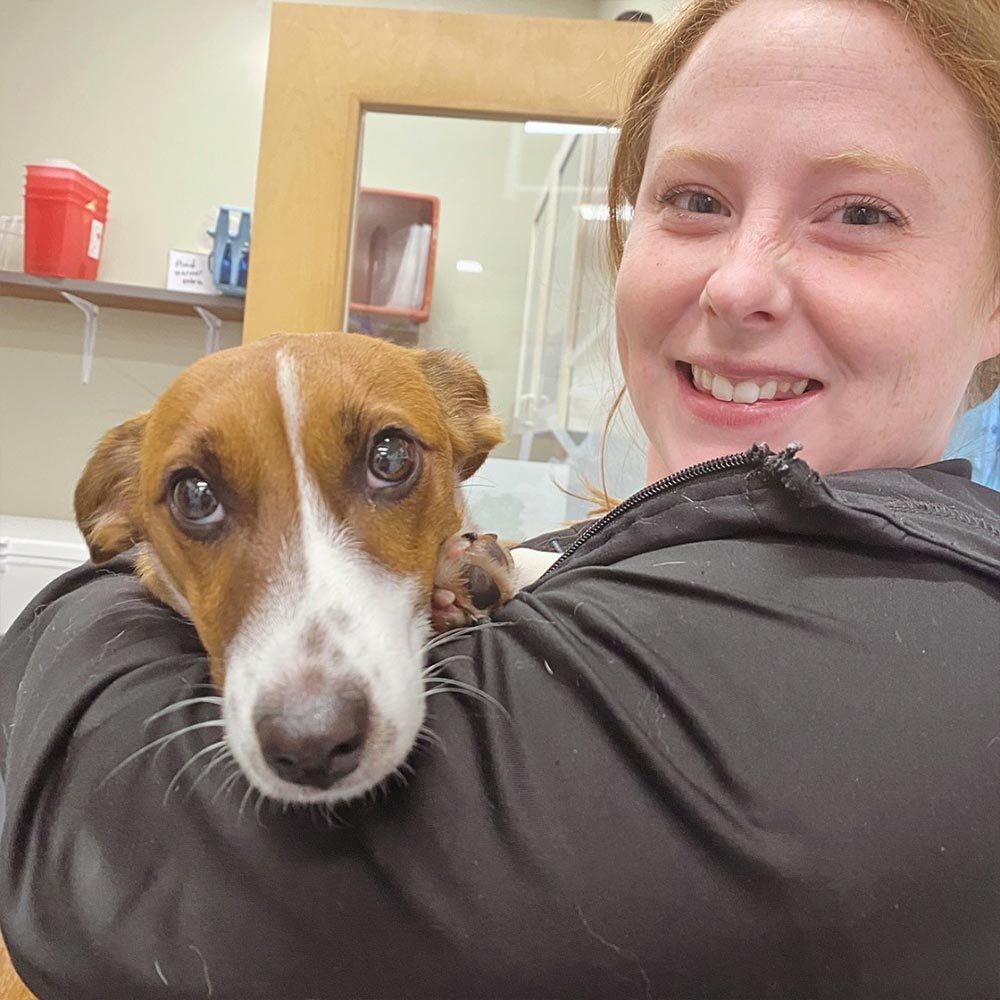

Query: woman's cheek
left=614, top=252, right=653, bottom=362
left=617, top=236, right=686, bottom=350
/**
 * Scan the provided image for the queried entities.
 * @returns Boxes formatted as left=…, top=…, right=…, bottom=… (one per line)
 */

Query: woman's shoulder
left=521, top=452, right=1000, bottom=588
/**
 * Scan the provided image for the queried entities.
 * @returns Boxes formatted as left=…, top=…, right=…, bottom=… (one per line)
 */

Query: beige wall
left=0, top=0, right=607, bottom=290
left=0, top=0, right=679, bottom=521
left=0, top=300, right=243, bottom=519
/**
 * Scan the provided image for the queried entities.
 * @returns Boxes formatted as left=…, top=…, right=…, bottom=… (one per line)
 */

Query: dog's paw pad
left=432, top=531, right=517, bottom=631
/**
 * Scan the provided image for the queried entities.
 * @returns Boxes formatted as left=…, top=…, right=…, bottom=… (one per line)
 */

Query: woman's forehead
left=648, top=0, right=990, bottom=183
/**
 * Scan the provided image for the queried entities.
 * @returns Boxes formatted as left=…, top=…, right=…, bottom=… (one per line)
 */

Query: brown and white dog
left=0, top=331, right=543, bottom=999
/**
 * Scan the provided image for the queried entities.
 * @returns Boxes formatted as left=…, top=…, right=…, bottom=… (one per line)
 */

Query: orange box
left=349, top=188, right=438, bottom=323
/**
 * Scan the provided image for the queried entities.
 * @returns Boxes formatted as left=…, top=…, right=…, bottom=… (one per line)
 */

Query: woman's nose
left=699, top=230, right=793, bottom=331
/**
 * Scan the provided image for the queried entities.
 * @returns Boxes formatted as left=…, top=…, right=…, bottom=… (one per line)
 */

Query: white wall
left=0, top=0, right=676, bottom=521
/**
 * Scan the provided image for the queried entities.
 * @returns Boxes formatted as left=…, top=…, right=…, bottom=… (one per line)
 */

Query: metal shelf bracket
left=61, top=291, right=100, bottom=384
left=194, top=305, right=223, bottom=356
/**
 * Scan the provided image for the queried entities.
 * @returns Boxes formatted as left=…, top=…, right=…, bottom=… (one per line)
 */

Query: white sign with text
left=167, top=250, right=216, bottom=294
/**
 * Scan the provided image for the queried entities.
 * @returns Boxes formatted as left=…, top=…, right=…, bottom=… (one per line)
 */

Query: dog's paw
left=432, top=531, right=517, bottom=632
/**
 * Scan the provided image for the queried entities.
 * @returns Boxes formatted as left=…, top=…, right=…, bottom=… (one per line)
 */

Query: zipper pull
left=750, top=442, right=821, bottom=500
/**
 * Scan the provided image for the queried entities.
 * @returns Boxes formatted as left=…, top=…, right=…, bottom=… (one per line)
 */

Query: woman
left=2, top=0, right=998, bottom=997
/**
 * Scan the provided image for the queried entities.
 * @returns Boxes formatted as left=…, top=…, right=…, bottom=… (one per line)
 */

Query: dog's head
left=75, top=332, right=503, bottom=803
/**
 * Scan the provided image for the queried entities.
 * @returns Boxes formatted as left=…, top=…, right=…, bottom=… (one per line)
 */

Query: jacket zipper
left=539, top=445, right=776, bottom=580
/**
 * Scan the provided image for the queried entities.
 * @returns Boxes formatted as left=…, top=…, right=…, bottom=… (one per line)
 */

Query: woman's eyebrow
left=812, top=149, right=932, bottom=188
left=651, top=143, right=737, bottom=172
left=650, top=144, right=931, bottom=189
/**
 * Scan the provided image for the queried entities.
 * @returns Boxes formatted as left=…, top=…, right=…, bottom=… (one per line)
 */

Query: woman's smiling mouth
left=682, top=361, right=823, bottom=404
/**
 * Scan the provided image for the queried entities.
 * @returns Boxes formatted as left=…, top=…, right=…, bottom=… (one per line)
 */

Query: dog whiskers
left=421, top=619, right=515, bottom=653
left=367, top=776, right=396, bottom=807
left=182, top=681, right=223, bottom=695
left=414, top=723, right=447, bottom=755
left=145, top=696, right=224, bottom=726
left=313, top=802, right=347, bottom=829
left=218, top=773, right=245, bottom=804
left=187, top=747, right=233, bottom=800
left=238, top=782, right=263, bottom=825
left=420, top=653, right=473, bottom=680
left=424, top=677, right=511, bottom=721
left=387, top=763, right=412, bottom=792
left=254, top=793, right=269, bottom=827
left=238, top=783, right=252, bottom=818
left=164, top=740, right=228, bottom=803
left=101, top=719, right=226, bottom=788
left=211, top=763, right=244, bottom=804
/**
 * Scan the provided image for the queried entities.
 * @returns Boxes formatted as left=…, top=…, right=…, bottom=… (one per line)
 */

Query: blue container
left=207, top=206, right=251, bottom=297
left=945, top=387, right=1000, bottom=490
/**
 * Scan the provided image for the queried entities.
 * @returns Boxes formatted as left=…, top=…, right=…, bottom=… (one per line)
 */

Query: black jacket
left=2, top=447, right=999, bottom=1000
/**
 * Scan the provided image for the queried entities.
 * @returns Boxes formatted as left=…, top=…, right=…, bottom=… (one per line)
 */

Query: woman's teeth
left=690, top=364, right=810, bottom=404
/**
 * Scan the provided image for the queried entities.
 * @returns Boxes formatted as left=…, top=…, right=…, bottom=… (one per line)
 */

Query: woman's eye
left=367, top=431, right=419, bottom=488
left=832, top=201, right=903, bottom=227
left=659, top=189, right=730, bottom=216
left=169, top=473, right=224, bottom=526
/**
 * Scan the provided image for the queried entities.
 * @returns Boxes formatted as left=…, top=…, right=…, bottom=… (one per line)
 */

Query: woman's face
left=616, top=0, right=1000, bottom=478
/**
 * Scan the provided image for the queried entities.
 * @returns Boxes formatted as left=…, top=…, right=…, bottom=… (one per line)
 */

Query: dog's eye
left=170, top=473, right=225, bottom=526
left=368, top=431, right=418, bottom=488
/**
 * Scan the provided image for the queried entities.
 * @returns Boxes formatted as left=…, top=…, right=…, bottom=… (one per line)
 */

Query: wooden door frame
left=245, top=3, right=646, bottom=344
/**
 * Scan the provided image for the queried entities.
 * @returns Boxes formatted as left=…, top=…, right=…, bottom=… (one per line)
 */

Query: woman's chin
left=642, top=365, right=829, bottom=479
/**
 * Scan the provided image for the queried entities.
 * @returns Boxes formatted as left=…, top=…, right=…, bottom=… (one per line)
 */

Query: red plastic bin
left=23, top=163, right=109, bottom=280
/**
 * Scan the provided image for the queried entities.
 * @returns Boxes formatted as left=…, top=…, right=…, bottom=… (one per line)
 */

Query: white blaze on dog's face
left=74, top=333, right=503, bottom=804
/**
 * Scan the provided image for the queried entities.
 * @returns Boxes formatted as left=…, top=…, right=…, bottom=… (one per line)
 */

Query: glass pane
left=538, top=135, right=583, bottom=423
left=349, top=112, right=645, bottom=540
left=513, top=187, right=549, bottom=427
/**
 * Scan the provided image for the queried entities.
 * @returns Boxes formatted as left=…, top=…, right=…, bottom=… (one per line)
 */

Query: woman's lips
left=675, top=362, right=821, bottom=428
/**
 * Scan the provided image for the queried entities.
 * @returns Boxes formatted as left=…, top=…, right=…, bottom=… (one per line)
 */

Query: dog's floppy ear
left=74, top=412, right=149, bottom=563
left=417, top=350, right=504, bottom=480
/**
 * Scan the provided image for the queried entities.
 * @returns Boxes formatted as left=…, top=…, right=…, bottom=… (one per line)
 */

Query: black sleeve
left=1, top=534, right=999, bottom=1000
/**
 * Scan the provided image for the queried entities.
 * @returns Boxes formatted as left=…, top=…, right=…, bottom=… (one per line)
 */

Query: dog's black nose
left=254, top=686, right=369, bottom=789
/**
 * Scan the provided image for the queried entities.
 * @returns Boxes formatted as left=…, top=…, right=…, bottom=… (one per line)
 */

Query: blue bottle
left=219, top=242, right=232, bottom=285
left=237, top=244, right=249, bottom=288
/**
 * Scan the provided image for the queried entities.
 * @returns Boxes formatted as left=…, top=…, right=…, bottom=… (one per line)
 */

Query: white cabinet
left=0, top=516, right=88, bottom=634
